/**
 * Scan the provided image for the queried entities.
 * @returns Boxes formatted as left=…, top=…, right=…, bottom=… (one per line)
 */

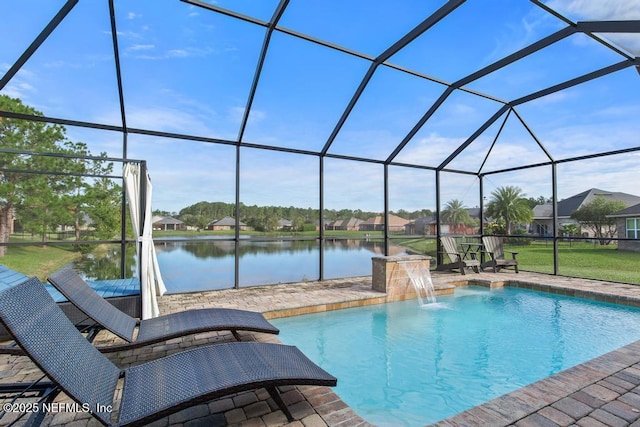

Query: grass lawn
left=1, top=244, right=81, bottom=280
left=391, top=237, right=640, bottom=285
left=504, top=241, right=640, bottom=284
left=392, top=237, right=437, bottom=257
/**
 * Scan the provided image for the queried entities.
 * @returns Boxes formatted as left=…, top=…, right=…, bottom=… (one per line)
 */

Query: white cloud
left=124, top=106, right=216, bottom=136
left=546, top=0, right=640, bottom=20
left=546, top=0, right=640, bottom=54
left=395, top=133, right=466, bottom=168
left=128, top=44, right=155, bottom=51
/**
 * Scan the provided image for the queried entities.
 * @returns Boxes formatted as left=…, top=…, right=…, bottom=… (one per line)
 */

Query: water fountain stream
left=399, top=261, right=436, bottom=307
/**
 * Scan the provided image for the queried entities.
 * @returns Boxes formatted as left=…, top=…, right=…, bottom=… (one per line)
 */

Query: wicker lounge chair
left=0, top=264, right=139, bottom=354
left=48, top=269, right=279, bottom=352
left=436, top=236, right=480, bottom=275
left=0, top=277, right=337, bottom=425
left=481, top=236, right=519, bottom=273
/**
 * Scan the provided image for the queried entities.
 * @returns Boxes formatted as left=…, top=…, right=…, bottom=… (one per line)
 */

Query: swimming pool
left=271, top=286, right=640, bottom=426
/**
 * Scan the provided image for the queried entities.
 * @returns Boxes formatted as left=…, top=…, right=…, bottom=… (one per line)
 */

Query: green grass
left=504, top=241, right=640, bottom=284
left=392, top=237, right=437, bottom=257
left=391, top=238, right=640, bottom=284
left=1, top=244, right=81, bottom=281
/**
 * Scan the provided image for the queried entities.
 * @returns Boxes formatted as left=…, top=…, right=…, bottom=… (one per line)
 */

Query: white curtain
left=123, top=163, right=167, bottom=319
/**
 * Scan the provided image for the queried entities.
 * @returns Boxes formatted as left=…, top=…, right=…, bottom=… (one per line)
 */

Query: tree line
left=153, top=201, right=436, bottom=232
left=0, top=95, right=122, bottom=257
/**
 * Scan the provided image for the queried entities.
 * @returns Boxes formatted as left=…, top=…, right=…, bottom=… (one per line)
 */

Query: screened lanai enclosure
left=1, top=0, right=640, bottom=293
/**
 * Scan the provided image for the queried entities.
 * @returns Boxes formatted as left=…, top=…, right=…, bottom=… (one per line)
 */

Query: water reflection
left=73, top=245, right=137, bottom=280
left=154, top=238, right=407, bottom=293
left=70, top=238, right=408, bottom=293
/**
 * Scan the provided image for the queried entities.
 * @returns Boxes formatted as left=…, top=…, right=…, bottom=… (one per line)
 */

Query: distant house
left=278, top=218, right=293, bottom=231
left=315, top=220, right=329, bottom=231
left=359, top=214, right=410, bottom=232
left=206, top=216, right=246, bottom=231
left=405, top=216, right=438, bottom=235
left=531, top=188, right=640, bottom=237
left=326, top=217, right=363, bottom=231
left=152, top=216, right=186, bottom=231
left=609, top=203, right=640, bottom=252
left=56, top=213, right=93, bottom=232
left=405, top=208, right=483, bottom=235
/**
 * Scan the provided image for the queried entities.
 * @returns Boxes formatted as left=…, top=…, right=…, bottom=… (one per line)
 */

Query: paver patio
left=2, top=271, right=640, bottom=426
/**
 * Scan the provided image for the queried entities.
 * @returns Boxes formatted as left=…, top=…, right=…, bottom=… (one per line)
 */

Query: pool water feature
left=398, top=260, right=437, bottom=307
left=272, top=286, right=640, bottom=426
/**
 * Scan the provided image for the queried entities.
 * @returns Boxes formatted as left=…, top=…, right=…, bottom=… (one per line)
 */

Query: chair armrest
left=506, top=251, right=518, bottom=259
left=482, top=250, right=495, bottom=258
left=438, top=251, right=462, bottom=261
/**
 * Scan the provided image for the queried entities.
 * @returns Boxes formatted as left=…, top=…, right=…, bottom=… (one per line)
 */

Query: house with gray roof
left=206, top=216, right=247, bottom=231
left=609, top=203, right=640, bottom=252
left=278, top=218, right=293, bottom=231
left=531, top=188, right=640, bottom=238
left=152, top=215, right=186, bottom=231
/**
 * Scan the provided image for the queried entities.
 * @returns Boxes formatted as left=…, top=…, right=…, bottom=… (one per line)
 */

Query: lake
left=153, top=237, right=409, bottom=293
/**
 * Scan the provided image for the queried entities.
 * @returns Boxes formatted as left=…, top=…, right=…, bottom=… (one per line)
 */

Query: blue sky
left=1, top=0, right=640, bottom=214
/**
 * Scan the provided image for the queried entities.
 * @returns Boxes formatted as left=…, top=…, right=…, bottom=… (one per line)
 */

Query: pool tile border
left=430, top=274, right=640, bottom=427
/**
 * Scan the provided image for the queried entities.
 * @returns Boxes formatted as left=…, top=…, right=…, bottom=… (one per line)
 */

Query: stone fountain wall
left=372, top=255, right=445, bottom=302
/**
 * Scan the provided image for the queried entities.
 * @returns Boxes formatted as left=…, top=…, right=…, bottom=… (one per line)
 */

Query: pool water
left=271, top=286, right=640, bottom=426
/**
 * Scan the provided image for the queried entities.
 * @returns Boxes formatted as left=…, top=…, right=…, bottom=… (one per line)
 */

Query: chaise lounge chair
left=435, top=236, right=480, bottom=275
left=0, top=264, right=139, bottom=354
left=0, top=277, right=337, bottom=426
left=47, top=268, right=279, bottom=352
left=481, top=235, right=519, bottom=273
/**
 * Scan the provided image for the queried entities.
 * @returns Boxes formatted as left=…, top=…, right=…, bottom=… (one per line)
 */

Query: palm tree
left=485, top=186, right=533, bottom=235
left=442, top=199, right=473, bottom=234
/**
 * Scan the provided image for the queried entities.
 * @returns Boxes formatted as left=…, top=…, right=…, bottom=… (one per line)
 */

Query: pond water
left=153, top=237, right=408, bottom=293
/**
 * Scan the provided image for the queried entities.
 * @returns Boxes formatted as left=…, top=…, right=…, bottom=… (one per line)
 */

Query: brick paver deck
left=2, top=271, right=640, bottom=426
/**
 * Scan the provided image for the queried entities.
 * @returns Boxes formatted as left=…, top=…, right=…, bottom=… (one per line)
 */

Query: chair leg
left=458, top=260, right=466, bottom=275
left=267, top=386, right=294, bottom=422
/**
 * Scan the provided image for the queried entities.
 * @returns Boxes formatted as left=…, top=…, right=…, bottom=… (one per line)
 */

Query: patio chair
left=48, top=268, right=279, bottom=353
left=481, top=236, right=519, bottom=273
left=0, top=277, right=337, bottom=426
left=435, top=236, right=480, bottom=275
left=1, top=264, right=139, bottom=354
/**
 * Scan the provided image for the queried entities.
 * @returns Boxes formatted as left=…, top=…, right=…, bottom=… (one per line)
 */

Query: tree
left=485, top=186, right=533, bottom=235
left=570, top=196, right=626, bottom=245
left=0, top=96, right=66, bottom=255
left=441, top=199, right=473, bottom=234
left=524, top=195, right=552, bottom=209
left=0, top=95, right=120, bottom=255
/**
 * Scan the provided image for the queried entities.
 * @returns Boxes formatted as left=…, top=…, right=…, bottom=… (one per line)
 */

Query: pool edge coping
left=259, top=273, right=640, bottom=427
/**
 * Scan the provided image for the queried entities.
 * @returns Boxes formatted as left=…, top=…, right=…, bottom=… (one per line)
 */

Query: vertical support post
left=383, top=164, right=390, bottom=256
left=319, top=156, right=325, bottom=281
left=479, top=175, right=484, bottom=236
left=139, top=161, right=147, bottom=287
left=552, top=162, right=559, bottom=275
left=479, top=175, right=485, bottom=265
left=120, top=134, right=128, bottom=279
left=435, top=170, right=442, bottom=266
left=234, top=145, right=241, bottom=289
